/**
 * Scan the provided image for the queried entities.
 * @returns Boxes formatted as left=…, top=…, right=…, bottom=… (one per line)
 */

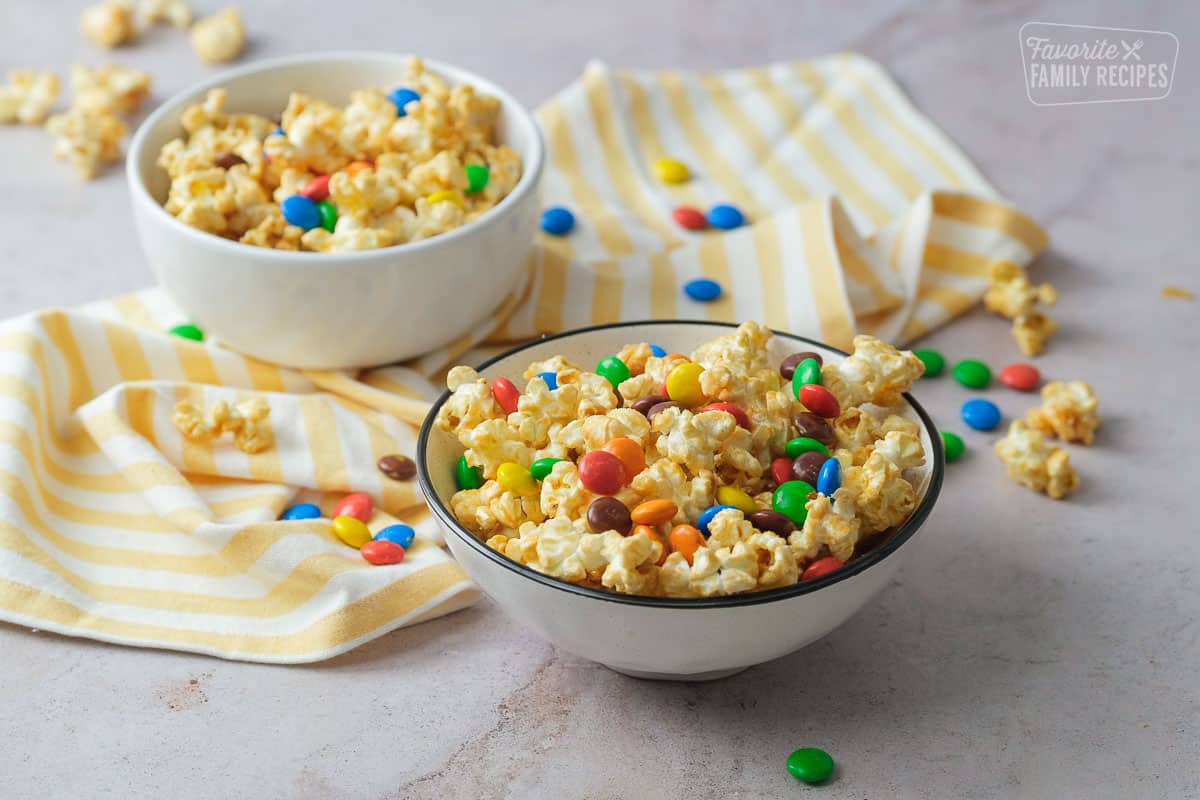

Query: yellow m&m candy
left=716, top=486, right=757, bottom=514
left=332, top=515, right=371, bottom=548
left=497, top=462, right=538, bottom=496
left=665, top=362, right=705, bottom=407
left=427, top=189, right=464, bottom=208
left=652, top=157, right=690, bottom=184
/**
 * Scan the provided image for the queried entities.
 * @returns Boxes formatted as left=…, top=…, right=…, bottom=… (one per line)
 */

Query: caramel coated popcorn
left=70, top=64, right=151, bottom=116
left=0, top=70, right=60, bottom=125
left=994, top=421, right=1079, bottom=499
left=158, top=58, right=522, bottom=252
left=81, top=0, right=138, bottom=49
left=139, top=0, right=192, bottom=28
left=438, top=323, right=929, bottom=598
left=46, top=108, right=127, bottom=180
left=174, top=397, right=274, bottom=453
left=191, top=7, right=245, bottom=64
left=1026, top=381, right=1100, bottom=445
left=984, top=262, right=1059, bottom=356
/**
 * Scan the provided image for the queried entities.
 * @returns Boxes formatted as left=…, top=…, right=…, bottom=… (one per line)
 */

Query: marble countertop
left=2, top=1, right=1198, bottom=797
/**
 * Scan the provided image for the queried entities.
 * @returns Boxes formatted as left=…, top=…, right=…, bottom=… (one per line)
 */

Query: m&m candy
left=300, top=174, right=330, bottom=201
left=530, top=457, right=563, bottom=481
left=665, top=362, right=705, bottom=406
left=772, top=480, right=814, bottom=526
left=332, top=492, right=372, bottom=522
left=169, top=323, right=204, bottom=342
left=700, top=402, right=750, bottom=430
left=952, top=358, right=991, bottom=389
left=941, top=431, right=965, bottom=462
left=801, top=557, right=844, bottom=582
left=668, top=525, right=705, bottom=564
left=280, top=503, right=321, bottom=521
left=595, top=356, right=631, bottom=388
left=706, top=203, right=744, bottom=230
left=914, top=349, right=945, bottom=377
left=786, top=747, right=834, bottom=783
left=716, top=486, right=757, bottom=514
left=961, top=398, right=1001, bottom=431
left=541, top=206, right=575, bottom=235
left=672, top=206, right=707, bottom=230
left=465, top=163, right=489, bottom=193
left=455, top=454, right=483, bottom=490
left=497, top=462, right=538, bottom=496
left=697, top=504, right=738, bottom=536
left=798, top=384, right=840, bottom=418
left=332, top=515, right=371, bottom=548
left=649, top=344, right=667, bottom=358
left=684, top=278, right=722, bottom=302
left=816, top=457, right=841, bottom=495
left=281, top=195, right=321, bottom=230
left=361, top=540, right=405, bottom=565
left=535, top=371, right=558, bottom=390
left=652, top=157, right=690, bottom=183
left=388, top=87, right=421, bottom=115
left=785, top=436, right=830, bottom=458
left=999, top=362, right=1041, bottom=391
left=577, top=450, right=627, bottom=495
left=491, top=376, right=520, bottom=414
left=374, top=524, right=415, bottom=549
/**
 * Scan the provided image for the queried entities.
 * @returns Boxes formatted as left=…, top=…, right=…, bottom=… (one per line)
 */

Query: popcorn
left=81, top=1, right=137, bottom=49
left=173, top=397, right=274, bottom=454
left=994, top=421, right=1079, bottom=499
left=70, top=64, right=151, bottom=116
left=138, top=0, right=191, bottom=28
left=0, top=70, right=60, bottom=125
left=239, top=211, right=303, bottom=250
left=984, top=262, right=1058, bottom=356
left=820, top=335, right=924, bottom=409
left=444, top=325, right=927, bottom=598
left=1025, top=381, right=1100, bottom=445
left=191, top=7, right=245, bottom=64
left=46, top=108, right=127, bottom=180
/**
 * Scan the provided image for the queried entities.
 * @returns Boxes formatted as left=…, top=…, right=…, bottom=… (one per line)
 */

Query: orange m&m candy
left=668, top=524, right=705, bottom=565
left=602, top=437, right=646, bottom=480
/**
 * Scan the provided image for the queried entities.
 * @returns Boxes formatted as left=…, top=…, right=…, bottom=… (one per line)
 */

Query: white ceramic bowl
left=126, top=52, right=544, bottom=369
left=418, top=321, right=944, bottom=681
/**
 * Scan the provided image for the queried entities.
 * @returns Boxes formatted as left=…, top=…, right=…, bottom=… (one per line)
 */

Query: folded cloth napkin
left=0, top=53, right=1046, bottom=663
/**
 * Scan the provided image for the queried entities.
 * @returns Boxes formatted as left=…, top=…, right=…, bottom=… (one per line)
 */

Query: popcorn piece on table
left=45, top=108, right=127, bottom=180
left=0, top=69, right=60, bottom=125
left=994, top=420, right=1079, bottom=499
left=1025, top=381, right=1100, bottom=445
left=820, top=335, right=925, bottom=410
left=984, top=262, right=1059, bottom=356
left=138, top=0, right=192, bottom=28
left=173, top=397, right=275, bottom=454
left=70, top=64, right=151, bottom=116
left=81, top=0, right=138, bottom=49
left=1012, top=312, right=1058, bottom=357
left=191, top=7, right=245, bottom=64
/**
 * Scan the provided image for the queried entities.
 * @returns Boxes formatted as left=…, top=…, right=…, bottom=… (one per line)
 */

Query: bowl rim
left=125, top=50, right=546, bottom=264
left=417, top=320, right=945, bottom=609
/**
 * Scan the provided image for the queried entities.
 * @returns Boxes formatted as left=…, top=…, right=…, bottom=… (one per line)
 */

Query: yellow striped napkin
left=0, top=53, right=1046, bottom=662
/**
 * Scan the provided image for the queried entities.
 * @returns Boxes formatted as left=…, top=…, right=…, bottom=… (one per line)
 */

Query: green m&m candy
left=530, top=457, right=563, bottom=481
left=465, top=163, right=489, bottom=194
left=952, top=359, right=991, bottom=389
left=595, top=356, right=631, bottom=388
left=914, top=348, right=944, bottom=377
left=772, top=480, right=815, bottom=526
left=317, top=200, right=337, bottom=232
left=784, top=436, right=830, bottom=458
left=455, top=454, right=483, bottom=490
left=941, top=431, right=965, bottom=462
left=786, top=747, right=834, bottom=784
left=169, top=323, right=204, bottom=342
left=790, top=357, right=822, bottom=399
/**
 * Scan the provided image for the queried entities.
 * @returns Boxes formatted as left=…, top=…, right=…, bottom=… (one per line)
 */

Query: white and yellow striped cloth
left=0, top=53, right=1046, bottom=662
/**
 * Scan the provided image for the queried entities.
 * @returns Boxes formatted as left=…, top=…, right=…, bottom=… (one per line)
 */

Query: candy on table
left=696, top=504, right=737, bottom=536
left=587, top=497, right=632, bottom=534
left=535, top=371, right=558, bottom=390
left=455, top=454, right=483, bottom=490
left=785, top=436, right=829, bottom=458
left=772, top=480, right=814, bottom=526
left=332, top=492, right=372, bottom=522
left=169, top=323, right=204, bottom=341
left=961, top=398, right=1002, bottom=431
left=672, top=206, right=707, bottom=230
left=940, top=431, right=965, bottom=462
left=490, top=376, right=520, bottom=414
left=497, top=462, right=538, bottom=496
left=279, top=503, right=321, bottom=521
left=952, top=358, right=991, bottom=389
left=786, top=747, right=835, bottom=783
left=540, top=206, right=575, bottom=235
left=706, top=203, right=744, bottom=230
left=577, top=450, right=627, bottom=495
left=913, top=348, right=945, bottom=377
left=465, top=163, right=489, bottom=193
left=387, top=87, right=420, bottom=116
left=360, top=539, right=405, bottom=565
left=529, top=457, right=562, bottom=481
left=999, top=362, right=1041, bottom=392
left=683, top=278, right=722, bottom=302
left=374, top=524, right=416, bottom=549
left=801, top=556, right=844, bottom=581
left=281, top=195, right=322, bottom=230
left=816, top=457, right=841, bottom=495
left=190, top=7, right=245, bottom=64
left=797, top=383, right=840, bottom=418
left=665, top=362, right=705, bottom=406
left=652, top=157, right=690, bottom=183
left=332, top=515, right=371, bottom=548
left=791, top=451, right=827, bottom=484
left=595, top=356, right=631, bottom=388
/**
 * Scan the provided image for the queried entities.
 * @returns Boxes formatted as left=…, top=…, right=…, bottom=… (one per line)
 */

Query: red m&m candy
left=491, top=377, right=520, bottom=414
left=361, top=540, right=405, bottom=565
left=798, top=384, right=840, bottom=418
left=332, top=492, right=372, bottom=523
left=577, top=450, right=627, bottom=495
left=300, top=174, right=330, bottom=201
left=672, top=206, right=707, bottom=230
left=701, top=402, right=751, bottom=430
left=998, top=363, right=1041, bottom=392
left=770, top=457, right=793, bottom=487
left=802, top=556, right=845, bottom=581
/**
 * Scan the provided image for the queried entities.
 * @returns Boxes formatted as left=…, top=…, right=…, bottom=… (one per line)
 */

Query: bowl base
left=604, top=664, right=749, bottom=682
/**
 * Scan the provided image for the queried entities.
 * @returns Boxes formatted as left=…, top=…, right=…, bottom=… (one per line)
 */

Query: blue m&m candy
left=649, top=344, right=666, bottom=358
left=706, top=204, right=745, bottom=230
left=374, top=524, right=415, bottom=549
left=816, top=457, right=841, bottom=496
left=684, top=278, right=722, bottom=302
left=536, top=371, right=558, bottom=390
left=696, top=504, right=738, bottom=536
left=961, top=398, right=1002, bottom=431
left=281, top=195, right=321, bottom=230
left=388, top=87, right=421, bottom=116
left=541, top=206, right=575, bottom=235
left=280, top=503, right=321, bottom=521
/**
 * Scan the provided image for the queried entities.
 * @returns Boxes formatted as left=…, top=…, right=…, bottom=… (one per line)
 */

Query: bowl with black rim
left=417, top=321, right=943, bottom=681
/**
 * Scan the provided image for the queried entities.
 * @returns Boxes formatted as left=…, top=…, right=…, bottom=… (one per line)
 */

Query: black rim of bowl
left=416, top=320, right=944, bottom=609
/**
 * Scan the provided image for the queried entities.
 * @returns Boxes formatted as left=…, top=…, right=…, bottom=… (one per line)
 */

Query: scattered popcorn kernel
left=1161, top=286, right=1193, bottom=300
left=985, top=262, right=1058, bottom=356
left=138, top=0, right=191, bottom=28
left=46, top=107, right=127, bottom=179
left=191, top=7, right=245, bottom=64
left=172, top=397, right=275, bottom=454
left=81, top=0, right=138, bottom=49
left=0, top=69, right=60, bottom=125
left=70, top=64, right=151, bottom=116
left=1012, top=312, right=1058, bottom=357
left=1025, top=381, right=1100, bottom=445
left=994, top=421, right=1079, bottom=499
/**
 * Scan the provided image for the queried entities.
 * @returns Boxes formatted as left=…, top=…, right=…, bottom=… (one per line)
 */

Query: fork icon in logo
left=1121, top=39, right=1145, bottom=60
